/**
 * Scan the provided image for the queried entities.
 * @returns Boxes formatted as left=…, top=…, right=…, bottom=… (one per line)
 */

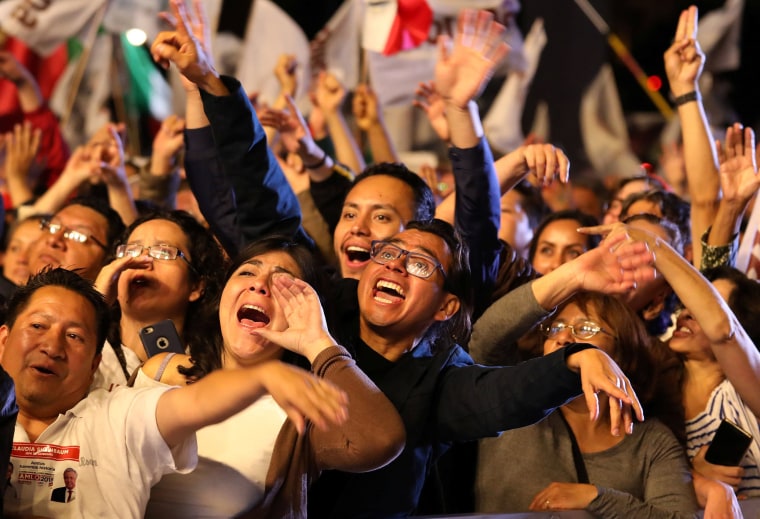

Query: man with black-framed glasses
left=26, top=197, right=124, bottom=284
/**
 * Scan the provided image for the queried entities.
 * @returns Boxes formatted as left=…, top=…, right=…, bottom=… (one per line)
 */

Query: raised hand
left=151, top=0, right=223, bottom=94
left=252, top=273, right=338, bottom=363
left=529, top=482, right=598, bottom=512
left=151, top=114, right=186, bottom=175
left=274, top=54, right=298, bottom=98
left=257, top=96, right=311, bottom=155
left=4, top=122, right=41, bottom=184
left=413, top=81, right=449, bottom=143
left=90, top=125, right=129, bottom=188
left=663, top=5, right=704, bottom=96
left=434, top=9, right=509, bottom=109
left=718, top=125, right=759, bottom=207
left=565, top=347, right=644, bottom=437
left=352, top=84, right=381, bottom=132
left=313, top=71, right=346, bottom=115
left=517, top=143, right=570, bottom=186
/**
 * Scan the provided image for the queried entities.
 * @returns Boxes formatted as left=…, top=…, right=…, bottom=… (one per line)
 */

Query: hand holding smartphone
left=704, top=419, right=753, bottom=466
left=140, top=319, right=185, bottom=358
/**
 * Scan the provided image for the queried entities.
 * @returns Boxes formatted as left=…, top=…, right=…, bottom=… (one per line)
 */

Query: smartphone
left=704, top=419, right=753, bottom=466
left=140, top=320, right=185, bottom=358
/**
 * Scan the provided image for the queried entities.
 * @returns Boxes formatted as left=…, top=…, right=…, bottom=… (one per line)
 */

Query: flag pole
left=61, top=2, right=109, bottom=128
left=573, top=0, right=674, bottom=121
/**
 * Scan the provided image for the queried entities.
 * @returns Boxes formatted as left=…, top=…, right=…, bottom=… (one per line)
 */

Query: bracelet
left=304, top=152, right=328, bottom=169
left=674, top=91, right=700, bottom=107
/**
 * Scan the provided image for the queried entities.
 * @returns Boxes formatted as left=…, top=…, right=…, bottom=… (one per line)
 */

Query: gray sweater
left=474, top=412, right=698, bottom=518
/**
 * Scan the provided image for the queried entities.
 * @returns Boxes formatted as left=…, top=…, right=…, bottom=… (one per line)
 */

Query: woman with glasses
left=131, top=236, right=404, bottom=518
left=474, top=292, right=698, bottom=517
left=91, top=209, right=226, bottom=389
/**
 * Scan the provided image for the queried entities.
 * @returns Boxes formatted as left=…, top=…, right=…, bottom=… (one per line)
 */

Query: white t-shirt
left=134, top=369, right=287, bottom=518
left=90, top=340, right=142, bottom=392
left=4, top=386, right=197, bottom=518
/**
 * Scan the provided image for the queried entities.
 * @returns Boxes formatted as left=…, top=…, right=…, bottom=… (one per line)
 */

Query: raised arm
left=3, top=121, right=40, bottom=208
left=434, top=9, right=508, bottom=314
left=702, top=125, right=759, bottom=269
left=352, top=83, right=398, bottom=163
left=153, top=0, right=309, bottom=255
left=663, top=5, right=719, bottom=268
left=314, top=71, right=366, bottom=174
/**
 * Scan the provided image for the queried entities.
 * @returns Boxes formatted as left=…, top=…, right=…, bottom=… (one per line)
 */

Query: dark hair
left=6, top=267, right=110, bottom=354
left=181, top=235, right=322, bottom=380
left=623, top=213, right=684, bottom=256
left=511, top=180, right=549, bottom=229
left=107, top=210, right=227, bottom=379
left=351, top=163, right=436, bottom=222
left=405, top=219, right=473, bottom=346
left=527, top=210, right=601, bottom=265
left=620, top=190, right=691, bottom=247
left=612, top=173, right=668, bottom=200
left=703, top=266, right=760, bottom=349
left=2, top=213, right=49, bottom=252
left=63, top=197, right=125, bottom=250
left=622, top=214, right=684, bottom=335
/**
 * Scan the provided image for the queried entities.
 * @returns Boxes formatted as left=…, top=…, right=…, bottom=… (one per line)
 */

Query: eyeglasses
left=40, top=218, right=108, bottom=250
left=540, top=318, right=614, bottom=340
left=370, top=240, right=446, bottom=280
left=116, top=243, right=196, bottom=272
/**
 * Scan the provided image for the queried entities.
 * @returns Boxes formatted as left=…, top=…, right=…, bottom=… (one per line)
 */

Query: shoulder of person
left=141, top=353, right=193, bottom=386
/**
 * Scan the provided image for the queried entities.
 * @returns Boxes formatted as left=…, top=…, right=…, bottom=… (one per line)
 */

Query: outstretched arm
left=434, top=9, right=508, bottom=315
left=156, top=359, right=349, bottom=448
left=470, top=232, right=655, bottom=365
left=587, top=222, right=760, bottom=418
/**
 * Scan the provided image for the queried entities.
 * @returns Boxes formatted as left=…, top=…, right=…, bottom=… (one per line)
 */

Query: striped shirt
left=686, top=379, right=760, bottom=496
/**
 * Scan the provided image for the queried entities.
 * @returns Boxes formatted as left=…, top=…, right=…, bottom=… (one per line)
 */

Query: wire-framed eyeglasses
left=540, top=318, right=615, bottom=341
left=40, top=218, right=108, bottom=250
left=370, top=240, right=446, bottom=280
left=116, top=243, right=196, bottom=273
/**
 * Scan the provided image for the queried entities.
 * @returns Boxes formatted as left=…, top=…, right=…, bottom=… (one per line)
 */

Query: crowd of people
left=0, top=1, right=757, bottom=517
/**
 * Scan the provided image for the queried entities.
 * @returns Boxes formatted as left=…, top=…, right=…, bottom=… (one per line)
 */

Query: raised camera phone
left=140, top=319, right=185, bottom=358
left=704, top=419, right=753, bottom=466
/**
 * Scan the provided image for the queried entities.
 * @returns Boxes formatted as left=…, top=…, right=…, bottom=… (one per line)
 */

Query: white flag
left=0, top=0, right=108, bottom=56
left=236, top=0, right=360, bottom=108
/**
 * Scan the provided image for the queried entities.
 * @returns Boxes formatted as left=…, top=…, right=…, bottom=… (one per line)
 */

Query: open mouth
left=32, top=366, right=55, bottom=376
left=345, top=246, right=370, bottom=264
left=374, top=280, right=405, bottom=303
left=237, top=304, right=270, bottom=326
